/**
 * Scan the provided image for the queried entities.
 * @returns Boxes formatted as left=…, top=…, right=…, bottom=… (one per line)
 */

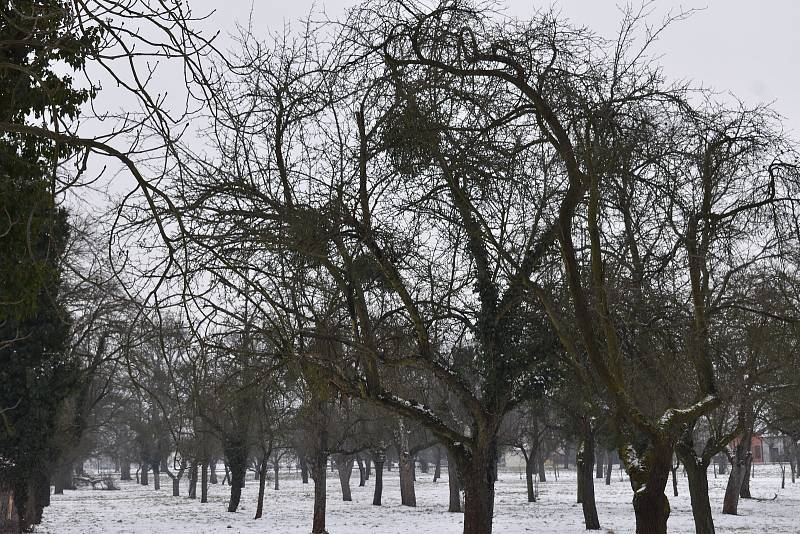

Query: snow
left=38, top=464, right=799, bottom=533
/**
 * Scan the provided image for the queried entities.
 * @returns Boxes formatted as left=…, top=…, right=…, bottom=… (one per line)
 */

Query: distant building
left=730, top=434, right=790, bottom=463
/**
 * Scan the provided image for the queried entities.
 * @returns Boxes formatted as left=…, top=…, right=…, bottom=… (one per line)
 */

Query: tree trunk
left=671, top=461, right=679, bottom=497
left=209, top=460, right=218, bottom=484
left=739, top=454, right=752, bottom=499
left=596, top=449, right=604, bottom=479
left=684, top=458, right=715, bottom=534
left=605, top=450, right=613, bottom=485
left=398, top=449, right=416, bottom=506
left=201, top=462, right=209, bottom=503
left=356, top=456, right=365, bottom=487
left=152, top=462, right=160, bottom=491
left=447, top=454, right=462, bottom=513
left=254, top=457, right=268, bottom=519
left=299, top=456, right=309, bottom=484
left=631, top=452, right=671, bottom=534
left=120, top=458, right=132, bottom=481
left=524, top=452, right=535, bottom=502
left=538, top=454, right=547, bottom=483
left=188, top=461, right=198, bottom=499
left=273, top=460, right=280, bottom=490
left=722, top=440, right=751, bottom=515
left=460, top=445, right=495, bottom=534
left=335, top=455, right=354, bottom=501
left=140, top=464, right=149, bottom=486
left=310, top=456, right=328, bottom=534
left=717, top=454, right=727, bottom=475
left=576, top=424, right=600, bottom=530
left=372, top=452, right=385, bottom=506
left=226, top=442, right=248, bottom=512
left=433, top=447, right=442, bottom=482
left=365, top=456, right=371, bottom=480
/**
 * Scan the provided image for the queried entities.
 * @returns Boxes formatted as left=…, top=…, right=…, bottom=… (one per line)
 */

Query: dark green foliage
left=0, top=0, right=99, bottom=321
left=0, top=1, right=99, bottom=528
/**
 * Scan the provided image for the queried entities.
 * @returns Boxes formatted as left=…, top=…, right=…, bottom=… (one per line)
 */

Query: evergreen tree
left=0, top=2, right=99, bottom=530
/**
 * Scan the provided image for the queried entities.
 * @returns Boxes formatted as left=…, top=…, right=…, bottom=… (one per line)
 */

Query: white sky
left=190, top=0, right=800, bottom=134
left=72, top=1, right=799, bottom=215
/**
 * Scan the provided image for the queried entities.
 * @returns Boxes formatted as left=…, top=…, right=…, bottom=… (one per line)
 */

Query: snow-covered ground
left=39, top=464, right=799, bottom=533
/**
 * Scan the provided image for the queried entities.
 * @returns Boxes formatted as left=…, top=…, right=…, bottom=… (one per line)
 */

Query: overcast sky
left=190, top=0, right=800, bottom=134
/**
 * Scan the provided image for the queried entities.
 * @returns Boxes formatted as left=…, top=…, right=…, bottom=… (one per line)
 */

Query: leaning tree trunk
left=722, top=452, right=749, bottom=514
left=335, top=455, right=354, bottom=501
left=372, top=451, right=385, bottom=506
left=739, top=454, right=752, bottom=499
left=576, top=422, right=600, bottom=530
left=254, top=456, right=268, bottom=519
left=683, top=458, right=716, bottom=534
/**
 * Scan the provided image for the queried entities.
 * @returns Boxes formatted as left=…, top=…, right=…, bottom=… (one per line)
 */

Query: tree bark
left=372, top=452, right=385, bottom=506
left=120, top=458, right=132, bottom=481
left=299, top=455, right=309, bottom=484
left=739, top=455, right=752, bottom=498
left=152, top=462, right=160, bottom=491
left=722, top=441, right=751, bottom=514
left=188, top=461, right=198, bottom=499
left=631, top=451, right=672, bottom=534
left=254, top=457, right=268, bottom=519
left=596, top=449, right=604, bottom=479
left=683, top=458, right=715, bottom=534
left=398, top=448, right=416, bottom=506
left=460, top=446, right=495, bottom=534
left=365, top=456, right=371, bottom=480
left=671, top=461, right=679, bottom=497
left=273, top=460, right=280, bottom=490
left=226, top=441, right=248, bottom=512
left=576, top=424, right=600, bottom=530
left=524, top=452, right=536, bottom=502
left=209, top=459, right=218, bottom=484
left=538, top=454, right=547, bottom=483
left=605, top=450, right=613, bottom=485
left=433, top=446, right=442, bottom=482
left=335, top=455, right=354, bottom=501
left=140, top=464, right=149, bottom=486
left=310, top=456, right=328, bottom=534
left=447, top=452, right=462, bottom=513
left=200, top=462, right=208, bottom=503
left=356, top=456, right=365, bottom=487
